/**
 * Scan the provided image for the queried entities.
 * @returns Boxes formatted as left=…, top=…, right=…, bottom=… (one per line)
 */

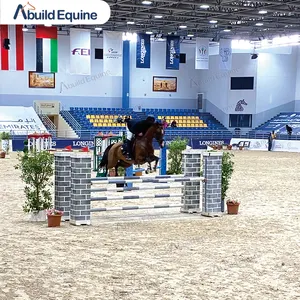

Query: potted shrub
left=226, top=200, right=240, bottom=214
left=47, top=208, right=63, bottom=227
left=221, top=152, right=234, bottom=213
left=167, top=137, right=188, bottom=174
left=15, top=151, right=54, bottom=221
left=0, top=132, right=11, bottom=156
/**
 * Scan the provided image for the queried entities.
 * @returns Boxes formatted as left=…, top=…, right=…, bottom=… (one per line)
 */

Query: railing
left=60, top=110, right=82, bottom=137
left=39, top=114, right=57, bottom=137
left=8, top=128, right=300, bottom=141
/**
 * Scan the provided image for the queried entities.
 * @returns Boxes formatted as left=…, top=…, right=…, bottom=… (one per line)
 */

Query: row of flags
left=136, top=35, right=232, bottom=70
left=0, top=25, right=233, bottom=74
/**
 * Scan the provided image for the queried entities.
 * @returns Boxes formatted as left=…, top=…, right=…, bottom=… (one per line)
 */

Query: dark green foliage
left=15, top=151, right=54, bottom=213
left=167, top=137, right=188, bottom=174
left=222, top=152, right=234, bottom=200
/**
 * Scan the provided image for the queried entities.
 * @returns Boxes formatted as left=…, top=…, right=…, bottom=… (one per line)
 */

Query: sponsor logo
left=235, top=99, right=248, bottom=112
left=72, top=140, right=94, bottom=147
left=169, top=39, right=176, bottom=65
left=140, top=39, right=147, bottom=64
left=220, top=47, right=232, bottom=63
left=199, top=141, right=224, bottom=146
left=198, top=46, right=207, bottom=56
left=71, top=48, right=91, bottom=55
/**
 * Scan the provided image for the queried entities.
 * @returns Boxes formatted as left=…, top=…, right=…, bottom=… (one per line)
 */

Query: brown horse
left=98, top=122, right=165, bottom=176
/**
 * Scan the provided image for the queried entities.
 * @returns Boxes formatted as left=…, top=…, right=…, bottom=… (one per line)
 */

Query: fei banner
left=103, top=31, right=123, bottom=76
left=195, top=38, right=209, bottom=69
left=136, top=33, right=150, bottom=68
left=219, top=39, right=232, bottom=70
left=166, top=36, right=180, bottom=70
left=69, top=28, right=91, bottom=75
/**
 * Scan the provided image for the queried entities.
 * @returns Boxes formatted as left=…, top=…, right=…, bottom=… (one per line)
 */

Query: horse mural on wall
left=235, top=99, right=248, bottom=112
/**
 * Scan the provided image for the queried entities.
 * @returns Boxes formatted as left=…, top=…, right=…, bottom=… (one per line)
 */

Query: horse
left=146, top=156, right=160, bottom=174
left=98, top=122, right=165, bottom=176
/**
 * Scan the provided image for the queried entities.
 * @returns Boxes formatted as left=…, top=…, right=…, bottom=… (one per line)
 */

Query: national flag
left=0, top=25, right=24, bottom=71
left=36, top=25, right=58, bottom=73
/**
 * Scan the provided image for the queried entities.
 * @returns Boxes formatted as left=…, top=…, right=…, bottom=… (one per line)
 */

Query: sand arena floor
left=0, top=150, right=300, bottom=300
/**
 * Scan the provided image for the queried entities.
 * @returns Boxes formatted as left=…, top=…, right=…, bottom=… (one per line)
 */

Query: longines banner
left=219, top=39, right=232, bottom=70
left=69, top=28, right=91, bottom=75
left=103, top=31, right=123, bottom=76
left=166, top=36, right=180, bottom=70
left=195, top=38, right=209, bottom=69
left=136, top=33, right=151, bottom=68
left=0, top=0, right=110, bottom=25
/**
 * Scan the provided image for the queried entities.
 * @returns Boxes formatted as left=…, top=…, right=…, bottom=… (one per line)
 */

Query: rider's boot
left=124, top=139, right=132, bottom=160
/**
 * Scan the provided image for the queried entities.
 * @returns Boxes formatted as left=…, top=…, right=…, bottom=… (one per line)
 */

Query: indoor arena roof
left=60, top=0, right=300, bottom=41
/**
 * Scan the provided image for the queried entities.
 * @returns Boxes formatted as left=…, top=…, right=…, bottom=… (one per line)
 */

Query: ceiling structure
left=87, top=0, right=300, bottom=41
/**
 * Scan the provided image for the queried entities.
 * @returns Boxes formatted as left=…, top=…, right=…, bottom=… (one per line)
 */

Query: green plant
left=15, top=151, right=54, bottom=213
left=167, top=137, right=188, bottom=174
left=0, top=132, right=11, bottom=154
left=23, top=140, right=28, bottom=153
left=222, top=152, right=234, bottom=200
left=47, top=208, right=63, bottom=216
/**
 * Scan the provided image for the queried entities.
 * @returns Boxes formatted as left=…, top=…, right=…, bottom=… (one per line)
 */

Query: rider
left=123, top=115, right=156, bottom=160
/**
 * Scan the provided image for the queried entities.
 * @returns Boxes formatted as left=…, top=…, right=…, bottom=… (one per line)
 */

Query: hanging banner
left=219, top=39, right=232, bottom=70
left=69, top=28, right=91, bottom=75
left=195, top=38, right=209, bottom=69
left=166, top=36, right=180, bottom=70
left=103, top=31, right=123, bottom=76
left=136, top=33, right=151, bottom=68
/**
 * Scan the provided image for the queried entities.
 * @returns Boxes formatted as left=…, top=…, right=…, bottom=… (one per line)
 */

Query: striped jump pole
left=91, top=184, right=184, bottom=193
left=90, top=204, right=182, bottom=212
left=54, top=150, right=224, bottom=226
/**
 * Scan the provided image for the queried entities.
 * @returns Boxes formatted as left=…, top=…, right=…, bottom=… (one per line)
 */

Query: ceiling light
left=95, top=27, right=102, bottom=31
left=223, top=29, right=231, bottom=32
left=127, top=21, right=135, bottom=24
left=209, top=20, right=218, bottom=24
left=200, top=4, right=209, bottom=9
left=179, top=25, right=187, bottom=28
left=187, top=34, right=194, bottom=37
left=258, top=10, right=267, bottom=14
left=154, top=15, right=163, bottom=18
left=146, top=31, right=153, bottom=34
left=256, top=23, right=263, bottom=26
left=22, top=25, right=28, bottom=31
left=44, top=24, right=52, bottom=27
left=142, top=0, right=152, bottom=4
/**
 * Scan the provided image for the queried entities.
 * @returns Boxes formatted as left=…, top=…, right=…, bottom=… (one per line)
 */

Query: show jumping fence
left=54, top=150, right=223, bottom=225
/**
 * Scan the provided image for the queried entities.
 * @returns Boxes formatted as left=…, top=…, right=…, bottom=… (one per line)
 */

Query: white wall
left=295, top=46, right=300, bottom=109
left=129, top=41, right=201, bottom=109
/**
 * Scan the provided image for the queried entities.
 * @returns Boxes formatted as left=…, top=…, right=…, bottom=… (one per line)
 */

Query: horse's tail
left=99, top=144, right=114, bottom=168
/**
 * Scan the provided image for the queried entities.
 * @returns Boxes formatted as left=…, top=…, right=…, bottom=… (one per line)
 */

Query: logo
left=108, top=48, right=118, bottom=54
left=198, top=46, right=207, bottom=56
left=13, top=2, right=36, bottom=19
left=235, top=99, right=248, bottom=112
left=3, top=0, right=111, bottom=25
left=72, top=48, right=90, bottom=55
left=140, top=39, right=147, bottom=64
left=169, top=39, right=176, bottom=65
left=220, top=47, right=232, bottom=62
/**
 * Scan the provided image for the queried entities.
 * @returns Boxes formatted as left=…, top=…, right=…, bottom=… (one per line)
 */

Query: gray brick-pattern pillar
left=202, top=151, right=223, bottom=217
left=70, top=153, right=92, bottom=226
left=181, top=149, right=203, bottom=213
left=54, top=152, right=72, bottom=221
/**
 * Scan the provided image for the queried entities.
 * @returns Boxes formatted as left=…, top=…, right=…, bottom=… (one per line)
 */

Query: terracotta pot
left=239, top=146, right=243, bottom=150
left=47, top=215, right=62, bottom=227
left=217, top=145, right=222, bottom=150
left=109, top=169, right=116, bottom=177
left=212, top=145, right=217, bottom=150
left=227, top=145, right=232, bottom=150
left=227, top=202, right=240, bottom=215
left=0, top=152, right=6, bottom=158
left=135, top=171, right=143, bottom=176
